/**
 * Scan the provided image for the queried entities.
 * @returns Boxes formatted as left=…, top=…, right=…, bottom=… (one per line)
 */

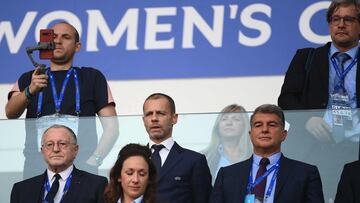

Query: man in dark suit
left=278, top=1, right=360, bottom=201
left=10, top=124, right=107, bottom=203
left=278, top=0, right=360, bottom=143
left=334, top=160, right=360, bottom=203
left=209, top=104, right=324, bottom=203
left=142, top=93, right=212, bottom=203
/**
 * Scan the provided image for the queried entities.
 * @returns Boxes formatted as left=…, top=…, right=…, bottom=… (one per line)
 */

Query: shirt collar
left=47, top=165, right=74, bottom=181
left=253, top=152, right=281, bottom=166
left=330, top=43, right=359, bottom=60
left=117, top=195, right=144, bottom=203
left=149, top=137, right=174, bottom=151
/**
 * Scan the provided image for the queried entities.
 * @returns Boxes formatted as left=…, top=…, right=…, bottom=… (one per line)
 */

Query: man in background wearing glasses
left=10, top=124, right=107, bottom=203
left=278, top=0, right=360, bottom=202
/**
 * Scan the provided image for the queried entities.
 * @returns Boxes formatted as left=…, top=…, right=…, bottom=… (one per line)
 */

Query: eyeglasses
left=330, top=15, right=358, bottom=26
left=42, top=141, right=76, bottom=150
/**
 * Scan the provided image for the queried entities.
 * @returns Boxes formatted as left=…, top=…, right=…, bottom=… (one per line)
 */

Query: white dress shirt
left=45, top=165, right=74, bottom=203
left=149, top=137, right=174, bottom=166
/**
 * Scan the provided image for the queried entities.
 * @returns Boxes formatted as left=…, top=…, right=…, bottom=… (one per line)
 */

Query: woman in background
left=104, top=143, right=157, bottom=203
left=202, top=104, right=253, bottom=182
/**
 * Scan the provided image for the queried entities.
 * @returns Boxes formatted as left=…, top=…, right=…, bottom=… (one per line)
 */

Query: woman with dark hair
left=104, top=143, right=157, bottom=203
left=202, top=104, right=253, bottom=183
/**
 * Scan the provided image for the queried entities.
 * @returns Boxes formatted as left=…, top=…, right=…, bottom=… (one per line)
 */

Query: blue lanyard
left=246, top=158, right=281, bottom=200
left=37, top=67, right=80, bottom=117
left=43, top=174, right=73, bottom=203
left=330, top=56, right=357, bottom=92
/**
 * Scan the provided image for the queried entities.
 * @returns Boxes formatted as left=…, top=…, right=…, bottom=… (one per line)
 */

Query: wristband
left=24, top=86, right=34, bottom=100
left=92, top=154, right=103, bottom=166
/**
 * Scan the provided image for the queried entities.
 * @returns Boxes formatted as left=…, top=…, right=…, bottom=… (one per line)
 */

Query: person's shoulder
left=283, top=156, right=318, bottom=171
left=215, top=158, right=251, bottom=178
left=298, top=43, right=330, bottom=52
left=13, top=173, right=44, bottom=188
left=18, top=69, right=35, bottom=80
left=75, top=168, right=108, bottom=183
left=297, top=47, right=316, bottom=52
left=75, top=66, right=107, bottom=81
left=344, top=160, right=360, bottom=171
left=224, top=158, right=251, bottom=171
left=175, top=143, right=205, bottom=158
left=76, top=66, right=103, bottom=74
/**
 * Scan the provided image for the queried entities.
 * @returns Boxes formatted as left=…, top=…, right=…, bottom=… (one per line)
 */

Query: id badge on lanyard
left=245, top=159, right=280, bottom=203
left=36, top=67, right=81, bottom=151
left=331, top=92, right=352, bottom=127
left=245, top=194, right=255, bottom=203
left=330, top=54, right=356, bottom=127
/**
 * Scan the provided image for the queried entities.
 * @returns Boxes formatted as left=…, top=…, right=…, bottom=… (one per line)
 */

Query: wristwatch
left=24, top=86, right=34, bottom=100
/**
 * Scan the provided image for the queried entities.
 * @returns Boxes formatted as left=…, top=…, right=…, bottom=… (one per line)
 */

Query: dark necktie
left=253, top=157, right=270, bottom=201
left=334, top=52, right=350, bottom=91
left=333, top=52, right=352, bottom=137
left=151, top=144, right=165, bottom=173
left=45, top=173, right=61, bottom=203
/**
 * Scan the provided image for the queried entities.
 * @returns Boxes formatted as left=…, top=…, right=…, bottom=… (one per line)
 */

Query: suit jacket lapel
left=356, top=47, right=360, bottom=107
left=274, top=155, right=292, bottom=201
left=240, top=158, right=252, bottom=202
left=313, top=42, right=331, bottom=98
left=61, top=167, right=82, bottom=203
left=158, top=142, right=183, bottom=181
left=35, top=171, right=47, bottom=203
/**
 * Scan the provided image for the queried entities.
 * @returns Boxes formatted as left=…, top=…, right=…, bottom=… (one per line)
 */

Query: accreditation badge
left=330, top=92, right=352, bottom=126
left=245, top=194, right=255, bottom=203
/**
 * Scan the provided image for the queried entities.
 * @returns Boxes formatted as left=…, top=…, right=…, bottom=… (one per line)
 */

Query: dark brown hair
left=104, top=143, right=157, bottom=203
left=250, top=104, right=285, bottom=128
left=327, top=0, right=360, bottom=23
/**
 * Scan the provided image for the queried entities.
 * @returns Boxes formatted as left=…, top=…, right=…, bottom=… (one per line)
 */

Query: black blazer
left=209, top=155, right=324, bottom=203
left=335, top=160, right=360, bottom=203
left=155, top=142, right=212, bottom=203
left=278, top=42, right=360, bottom=110
left=10, top=167, right=107, bottom=203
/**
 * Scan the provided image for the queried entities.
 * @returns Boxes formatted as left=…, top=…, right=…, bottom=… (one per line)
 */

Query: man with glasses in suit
left=10, top=124, right=107, bottom=203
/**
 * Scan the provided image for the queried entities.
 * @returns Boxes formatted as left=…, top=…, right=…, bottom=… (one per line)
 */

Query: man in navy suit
left=209, top=104, right=324, bottom=203
left=142, top=93, right=212, bottom=203
left=335, top=160, right=360, bottom=203
left=10, top=124, right=107, bottom=203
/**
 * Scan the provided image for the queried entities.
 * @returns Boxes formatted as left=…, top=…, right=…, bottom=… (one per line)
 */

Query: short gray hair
left=42, top=124, right=77, bottom=144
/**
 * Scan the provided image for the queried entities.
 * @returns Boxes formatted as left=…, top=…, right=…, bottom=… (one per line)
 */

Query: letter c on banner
left=299, top=1, right=330, bottom=44
left=35, top=11, right=82, bottom=42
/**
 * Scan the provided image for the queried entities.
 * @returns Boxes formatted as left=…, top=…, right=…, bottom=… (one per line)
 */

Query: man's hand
left=305, top=116, right=332, bottom=143
left=29, top=67, right=48, bottom=95
left=5, top=67, right=49, bottom=118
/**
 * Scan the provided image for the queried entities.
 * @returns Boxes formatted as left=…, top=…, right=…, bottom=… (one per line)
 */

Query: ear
left=73, top=144, right=79, bottom=155
left=75, top=42, right=81, bottom=52
left=281, top=130, right=288, bottom=142
left=117, top=177, right=121, bottom=183
left=172, top=113, right=178, bottom=125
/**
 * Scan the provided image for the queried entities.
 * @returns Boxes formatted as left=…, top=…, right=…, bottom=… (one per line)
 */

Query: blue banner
left=0, top=0, right=330, bottom=83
